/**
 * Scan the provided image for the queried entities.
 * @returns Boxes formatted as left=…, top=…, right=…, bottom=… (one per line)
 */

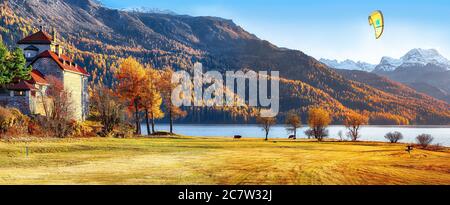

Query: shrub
left=384, top=132, right=403, bottom=143
left=426, top=143, right=446, bottom=152
left=69, top=121, right=96, bottom=138
left=305, top=128, right=329, bottom=142
left=416, top=134, right=434, bottom=148
left=0, top=106, right=29, bottom=137
left=0, top=106, right=15, bottom=134
left=114, top=123, right=135, bottom=138
left=9, top=108, right=29, bottom=133
left=27, top=119, right=44, bottom=136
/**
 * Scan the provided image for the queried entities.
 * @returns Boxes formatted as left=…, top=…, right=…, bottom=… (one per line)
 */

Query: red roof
left=29, top=70, right=49, bottom=85
left=6, top=70, right=48, bottom=91
left=18, top=30, right=53, bottom=45
left=32, top=50, right=90, bottom=76
left=7, top=80, right=35, bottom=91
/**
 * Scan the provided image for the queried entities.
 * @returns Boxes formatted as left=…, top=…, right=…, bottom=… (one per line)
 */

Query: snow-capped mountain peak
left=373, top=48, right=450, bottom=73
left=321, top=49, right=450, bottom=73
left=374, top=56, right=403, bottom=72
left=319, top=58, right=376, bottom=72
left=400, top=48, right=450, bottom=67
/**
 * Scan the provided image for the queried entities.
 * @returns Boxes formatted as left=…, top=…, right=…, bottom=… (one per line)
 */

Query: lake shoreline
left=151, top=123, right=450, bottom=128
left=140, top=124, right=450, bottom=146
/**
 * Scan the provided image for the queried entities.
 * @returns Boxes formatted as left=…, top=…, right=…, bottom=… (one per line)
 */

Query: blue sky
left=99, top=0, right=450, bottom=64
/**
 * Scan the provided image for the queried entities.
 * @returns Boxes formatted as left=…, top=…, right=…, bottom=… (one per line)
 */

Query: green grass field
left=0, top=137, right=449, bottom=185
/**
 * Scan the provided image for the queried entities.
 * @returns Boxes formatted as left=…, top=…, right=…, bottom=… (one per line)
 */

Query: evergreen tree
left=0, top=41, right=31, bottom=85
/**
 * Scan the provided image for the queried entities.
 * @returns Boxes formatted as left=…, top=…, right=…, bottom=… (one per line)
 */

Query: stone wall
left=32, top=58, right=64, bottom=80
left=30, top=86, right=48, bottom=116
left=0, top=91, right=31, bottom=115
left=64, top=71, right=83, bottom=121
left=82, top=76, right=89, bottom=120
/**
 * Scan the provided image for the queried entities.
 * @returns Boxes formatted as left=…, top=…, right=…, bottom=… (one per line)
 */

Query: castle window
left=24, top=51, right=37, bottom=59
left=23, top=45, right=39, bottom=59
left=13, top=91, right=26, bottom=96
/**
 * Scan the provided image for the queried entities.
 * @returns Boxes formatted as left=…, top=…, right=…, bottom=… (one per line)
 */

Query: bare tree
left=384, top=132, right=403, bottom=143
left=257, top=116, right=276, bottom=141
left=41, top=76, right=74, bottom=138
left=416, top=134, right=434, bottom=148
left=91, top=84, right=125, bottom=137
left=338, top=130, right=344, bottom=141
left=344, top=113, right=368, bottom=141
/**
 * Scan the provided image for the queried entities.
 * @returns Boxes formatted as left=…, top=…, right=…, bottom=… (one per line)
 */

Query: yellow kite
left=368, top=10, right=384, bottom=39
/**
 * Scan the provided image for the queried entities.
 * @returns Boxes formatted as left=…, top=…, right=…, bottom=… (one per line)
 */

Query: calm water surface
left=141, top=124, right=450, bottom=146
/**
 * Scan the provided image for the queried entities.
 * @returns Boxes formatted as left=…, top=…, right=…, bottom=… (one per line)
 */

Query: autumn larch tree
left=0, top=41, right=31, bottom=86
left=344, top=112, right=369, bottom=141
left=256, top=115, right=277, bottom=141
left=285, top=112, right=302, bottom=139
left=114, top=57, right=146, bottom=135
left=158, top=67, right=187, bottom=134
left=141, top=67, right=164, bottom=135
left=306, top=107, right=331, bottom=142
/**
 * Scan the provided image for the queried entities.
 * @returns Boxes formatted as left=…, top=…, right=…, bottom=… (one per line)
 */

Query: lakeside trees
left=344, top=113, right=369, bottom=141
left=257, top=115, right=277, bottom=141
left=305, top=108, right=331, bottom=142
left=111, top=58, right=186, bottom=136
left=114, top=57, right=147, bottom=135
left=91, top=84, right=125, bottom=137
left=141, top=68, right=164, bottom=135
left=158, top=67, right=186, bottom=134
left=417, top=134, right=434, bottom=148
left=285, top=112, right=301, bottom=139
left=384, top=132, right=403, bottom=143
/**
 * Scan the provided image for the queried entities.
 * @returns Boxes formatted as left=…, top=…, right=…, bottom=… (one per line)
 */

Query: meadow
left=0, top=137, right=449, bottom=185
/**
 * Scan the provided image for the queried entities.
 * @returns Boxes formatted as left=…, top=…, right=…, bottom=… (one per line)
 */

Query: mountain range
left=321, top=49, right=450, bottom=103
left=1, top=0, right=449, bottom=124
left=319, top=59, right=376, bottom=72
left=321, top=48, right=450, bottom=73
left=374, top=48, right=450, bottom=73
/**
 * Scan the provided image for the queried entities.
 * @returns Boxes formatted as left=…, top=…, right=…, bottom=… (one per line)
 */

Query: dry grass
left=0, top=137, right=449, bottom=185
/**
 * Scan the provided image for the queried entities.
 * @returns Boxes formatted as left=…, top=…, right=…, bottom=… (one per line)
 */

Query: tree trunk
left=265, top=130, right=268, bottom=141
left=134, top=99, right=140, bottom=135
left=151, top=114, right=156, bottom=134
left=145, top=108, right=151, bottom=135
left=169, top=107, right=173, bottom=134
left=294, top=128, right=297, bottom=138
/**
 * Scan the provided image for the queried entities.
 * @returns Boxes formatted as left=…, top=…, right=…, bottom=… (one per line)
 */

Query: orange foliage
left=114, top=57, right=147, bottom=134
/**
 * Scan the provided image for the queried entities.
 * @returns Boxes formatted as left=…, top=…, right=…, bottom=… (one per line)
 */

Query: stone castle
left=0, top=29, right=89, bottom=121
